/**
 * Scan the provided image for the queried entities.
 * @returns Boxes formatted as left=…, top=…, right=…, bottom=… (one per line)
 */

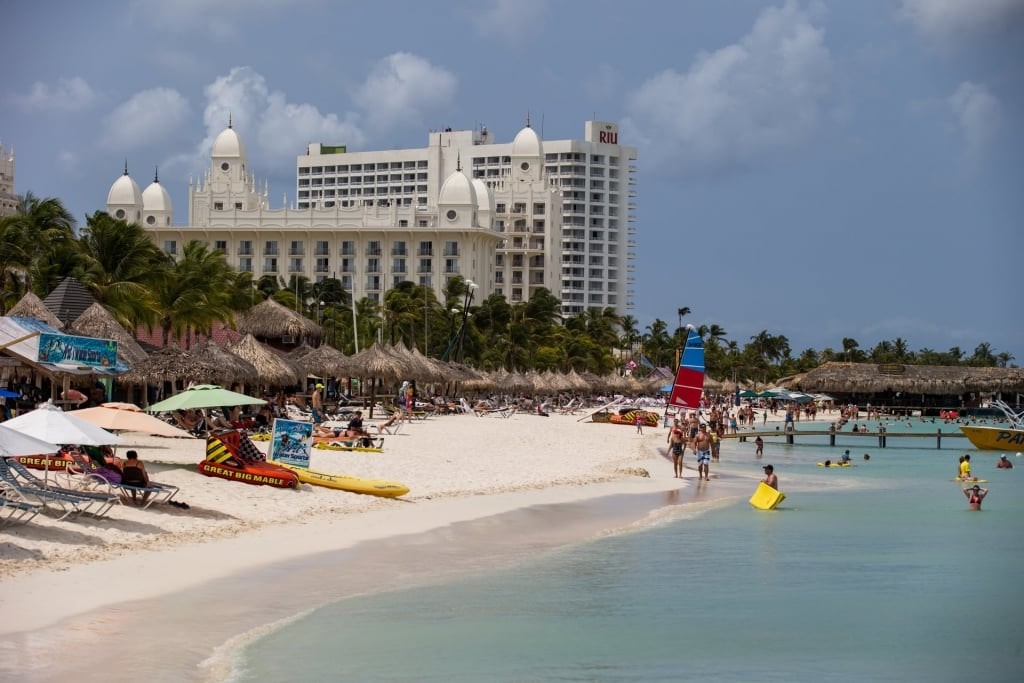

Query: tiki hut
left=42, top=276, right=96, bottom=328
left=236, top=297, right=322, bottom=347
left=227, top=333, right=300, bottom=386
left=184, top=339, right=259, bottom=385
left=793, top=362, right=1024, bottom=413
left=297, top=344, right=351, bottom=379
left=285, top=342, right=316, bottom=364
left=7, top=292, right=64, bottom=329
left=69, top=303, right=148, bottom=367
left=117, top=346, right=193, bottom=385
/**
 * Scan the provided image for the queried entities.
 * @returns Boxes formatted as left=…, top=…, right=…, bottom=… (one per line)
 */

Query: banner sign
left=37, top=332, right=118, bottom=368
left=269, top=418, right=313, bottom=468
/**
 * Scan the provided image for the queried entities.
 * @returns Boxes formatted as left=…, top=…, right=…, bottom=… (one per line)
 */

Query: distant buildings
left=124, top=119, right=637, bottom=317
left=0, top=140, right=16, bottom=216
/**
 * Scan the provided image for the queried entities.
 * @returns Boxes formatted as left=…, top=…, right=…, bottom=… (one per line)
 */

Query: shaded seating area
left=0, top=458, right=119, bottom=520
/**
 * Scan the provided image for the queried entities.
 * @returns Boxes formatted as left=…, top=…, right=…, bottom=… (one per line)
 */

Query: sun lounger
left=1, top=483, right=43, bottom=526
left=66, top=452, right=179, bottom=510
left=0, top=458, right=115, bottom=520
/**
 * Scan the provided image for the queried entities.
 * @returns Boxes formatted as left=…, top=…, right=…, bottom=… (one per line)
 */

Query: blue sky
left=4, top=0, right=1022, bottom=364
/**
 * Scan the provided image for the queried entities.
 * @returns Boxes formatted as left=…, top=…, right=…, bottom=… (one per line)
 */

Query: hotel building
left=128, top=119, right=636, bottom=317
left=0, top=140, right=16, bottom=216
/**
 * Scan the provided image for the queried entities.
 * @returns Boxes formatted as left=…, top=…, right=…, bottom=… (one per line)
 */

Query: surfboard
left=817, top=462, right=852, bottom=467
left=953, top=479, right=987, bottom=483
left=749, top=482, right=785, bottom=510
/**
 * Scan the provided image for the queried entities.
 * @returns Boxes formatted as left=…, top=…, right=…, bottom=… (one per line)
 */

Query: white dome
left=106, top=172, right=143, bottom=208
left=438, top=170, right=477, bottom=207
left=471, top=178, right=493, bottom=213
left=212, top=126, right=246, bottom=158
left=142, top=180, right=173, bottom=213
left=511, top=125, right=542, bottom=158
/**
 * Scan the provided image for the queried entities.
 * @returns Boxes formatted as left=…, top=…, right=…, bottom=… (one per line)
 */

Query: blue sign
left=37, top=332, right=118, bottom=369
left=269, top=418, right=312, bottom=468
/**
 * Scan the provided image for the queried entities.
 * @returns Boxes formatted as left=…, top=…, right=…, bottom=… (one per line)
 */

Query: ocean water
left=231, top=420, right=1024, bottom=682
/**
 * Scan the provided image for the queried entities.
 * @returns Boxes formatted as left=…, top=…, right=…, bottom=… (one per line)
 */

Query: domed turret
left=511, top=125, right=542, bottom=159
left=511, top=119, right=543, bottom=183
left=212, top=121, right=246, bottom=159
left=438, top=169, right=477, bottom=208
left=142, top=168, right=174, bottom=226
left=106, top=162, right=143, bottom=223
left=471, top=177, right=493, bottom=229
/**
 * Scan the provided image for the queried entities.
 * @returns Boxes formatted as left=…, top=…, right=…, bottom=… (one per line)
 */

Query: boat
left=198, top=431, right=299, bottom=488
left=275, top=462, right=409, bottom=497
left=959, top=400, right=1024, bottom=451
left=666, top=326, right=705, bottom=417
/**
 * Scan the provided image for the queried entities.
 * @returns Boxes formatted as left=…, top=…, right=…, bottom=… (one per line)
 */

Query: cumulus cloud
left=11, top=76, right=98, bottom=112
left=353, top=53, right=458, bottom=132
left=469, top=0, right=546, bottom=41
left=167, top=66, right=364, bottom=177
left=901, top=0, right=1024, bottom=38
left=948, top=81, right=1002, bottom=159
left=101, top=88, right=190, bottom=149
left=623, top=1, right=831, bottom=173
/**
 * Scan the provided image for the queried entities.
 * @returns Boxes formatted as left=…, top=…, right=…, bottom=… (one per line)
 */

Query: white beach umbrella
left=3, top=399, right=124, bottom=446
left=0, top=423, right=60, bottom=457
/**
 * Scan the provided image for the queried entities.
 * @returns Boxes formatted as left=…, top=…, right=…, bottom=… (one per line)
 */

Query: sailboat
left=666, top=326, right=705, bottom=419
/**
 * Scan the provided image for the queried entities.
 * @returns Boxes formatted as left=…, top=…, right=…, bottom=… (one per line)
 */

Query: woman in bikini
left=963, top=485, right=987, bottom=511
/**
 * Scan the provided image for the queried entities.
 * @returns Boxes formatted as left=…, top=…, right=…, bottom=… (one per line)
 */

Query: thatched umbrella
left=69, top=303, right=148, bottom=367
left=298, top=344, right=351, bottom=379
left=187, top=339, right=260, bottom=385
left=117, top=346, right=192, bottom=385
left=227, top=333, right=300, bottom=386
left=346, top=342, right=413, bottom=417
left=7, top=292, right=64, bottom=329
left=286, top=342, right=316, bottom=363
left=499, top=371, right=531, bottom=393
left=408, top=345, right=451, bottom=383
left=236, top=297, right=322, bottom=344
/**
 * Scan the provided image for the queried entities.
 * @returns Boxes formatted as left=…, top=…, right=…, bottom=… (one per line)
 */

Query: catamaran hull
left=960, top=425, right=1024, bottom=451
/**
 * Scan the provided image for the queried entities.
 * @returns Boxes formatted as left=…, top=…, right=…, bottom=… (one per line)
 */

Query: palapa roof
left=188, top=339, right=259, bottom=384
left=7, top=292, right=65, bottom=329
left=69, top=303, right=149, bottom=366
left=793, top=362, right=1024, bottom=395
left=118, top=342, right=259, bottom=386
left=116, top=346, right=192, bottom=384
left=42, top=276, right=96, bottom=327
left=297, top=344, right=350, bottom=378
left=236, top=297, right=322, bottom=341
left=347, top=342, right=410, bottom=381
left=227, top=333, right=300, bottom=386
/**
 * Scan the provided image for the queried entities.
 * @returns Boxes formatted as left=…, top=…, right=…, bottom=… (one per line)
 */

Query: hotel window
left=366, top=240, right=381, bottom=256
left=513, top=202, right=526, bottom=213
left=418, top=241, right=433, bottom=256
left=418, top=275, right=432, bottom=288
left=264, top=258, right=278, bottom=272
left=239, top=257, right=252, bottom=272
left=289, top=258, right=303, bottom=273
left=366, top=275, right=381, bottom=290
left=264, top=240, right=278, bottom=256
left=340, top=241, right=355, bottom=256
left=235, top=202, right=243, bottom=210
left=398, top=219, right=408, bottom=227
left=340, top=275, right=352, bottom=290
left=392, top=274, right=406, bottom=287
left=214, top=202, right=223, bottom=210
left=393, top=258, right=406, bottom=273
left=239, top=240, right=253, bottom=255
left=164, top=240, right=177, bottom=255
left=315, top=257, right=329, bottom=273
left=444, top=259, right=458, bottom=274
left=214, top=240, right=227, bottom=253
left=315, top=240, right=329, bottom=256
left=495, top=272, right=504, bottom=284
left=366, top=258, right=380, bottom=274
left=289, top=241, right=304, bottom=256
left=495, top=254, right=504, bottom=266
left=418, top=258, right=432, bottom=274
left=444, top=241, right=458, bottom=257
left=392, top=241, right=407, bottom=256
left=341, top=258, right=354, bottom=273
left=533, top=202, right=545, bottom=215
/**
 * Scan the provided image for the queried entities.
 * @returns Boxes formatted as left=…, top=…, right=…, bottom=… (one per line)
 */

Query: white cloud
left=948, top=81, right=1002, bottom=159
left=101, top=88, right=190, bottom=149
left=167, top=66, right=364, bottom=177
left=469, top=0, right=546, bottom=41
left=11, top=76, right=97, bottom=112
left=900, top=0, right=1024, bottom=38
left=353, top=53, right=458, bottom=132
left=623, top=1, right=831, bottom=173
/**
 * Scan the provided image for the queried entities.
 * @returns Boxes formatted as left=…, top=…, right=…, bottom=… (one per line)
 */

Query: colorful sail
left=668, top=328, right=704, bottom=410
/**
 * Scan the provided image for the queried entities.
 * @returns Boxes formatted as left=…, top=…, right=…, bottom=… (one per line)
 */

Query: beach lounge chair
left=1, top=482, right=44, bottom=526
left=0, top=458, right=116, bottom=520
left=67, top=452, right=180, bottom=510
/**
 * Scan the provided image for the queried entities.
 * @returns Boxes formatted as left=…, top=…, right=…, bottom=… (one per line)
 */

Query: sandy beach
left=0, top=405, right=785, bottom=680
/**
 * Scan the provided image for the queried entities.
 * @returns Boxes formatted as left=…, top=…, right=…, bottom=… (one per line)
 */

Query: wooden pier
left=719, top=428, right=967, bottom=449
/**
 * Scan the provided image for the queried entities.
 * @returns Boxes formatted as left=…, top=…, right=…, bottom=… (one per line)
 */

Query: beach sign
left=269, top=418, right=313, bottom=468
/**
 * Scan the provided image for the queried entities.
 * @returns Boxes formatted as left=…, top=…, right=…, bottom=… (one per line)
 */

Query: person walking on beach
left=668, top=427, right=685, bottom=478
left=754, top=435, right=764, bottom=458
left=635, top=413, right=644, bottom=435
left=695, top=424, right=712, bottom=481
left=763, top=464, right=778, bottom=490
left=963, top=484, right=987, bottom=511
left=311, top=383, right=325, bottom=424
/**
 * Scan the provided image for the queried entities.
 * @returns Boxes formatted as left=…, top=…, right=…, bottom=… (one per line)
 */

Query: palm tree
left=0, top=192, right=76, bottom=295
left=676, top=306, right=691, bottom=337
left=150, top=241, right=236, bottom=347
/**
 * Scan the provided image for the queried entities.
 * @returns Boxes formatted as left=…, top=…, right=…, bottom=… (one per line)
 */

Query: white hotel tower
left=299, top=120, right=638, bottom=315
left=129, top=119, right=636, bottom=317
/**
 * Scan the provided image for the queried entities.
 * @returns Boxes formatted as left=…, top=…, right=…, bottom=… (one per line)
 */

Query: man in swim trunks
left=763, top=464, right=778, bottom=489
left=694, top=424, right=712, bottom=481
left=997, top=455, right=1013, bottom=469
left=668, top=427, right=685, bottom=478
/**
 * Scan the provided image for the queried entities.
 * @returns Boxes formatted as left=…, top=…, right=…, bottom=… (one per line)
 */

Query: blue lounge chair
left=1, top=458, right=119, bottom=518
left=67, top=452, right=179, bottom=510
left=0, top=483, right=43, bottom=526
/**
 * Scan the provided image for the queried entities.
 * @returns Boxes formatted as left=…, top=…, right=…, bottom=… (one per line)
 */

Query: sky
left=4, top=0, right=1022, bottom=364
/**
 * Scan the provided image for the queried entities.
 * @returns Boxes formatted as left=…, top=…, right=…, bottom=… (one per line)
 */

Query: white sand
left=0, top=404, right=800, bottom=641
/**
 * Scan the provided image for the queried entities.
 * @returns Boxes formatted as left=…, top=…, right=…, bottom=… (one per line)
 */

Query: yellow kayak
left=276, top=462, right=409, bottom=497
left=817, top=461, right=852, bottom=467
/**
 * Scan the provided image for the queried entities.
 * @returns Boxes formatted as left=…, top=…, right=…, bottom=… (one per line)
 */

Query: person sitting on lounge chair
left=378, top=410, right=401, bottom=434
left=209, top=407, right=234, bottom=431
left=120, top=450, right=152, bottom=504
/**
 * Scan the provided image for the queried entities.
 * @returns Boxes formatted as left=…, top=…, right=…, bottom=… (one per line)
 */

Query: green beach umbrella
left=144, top=384, right=266, bottom=413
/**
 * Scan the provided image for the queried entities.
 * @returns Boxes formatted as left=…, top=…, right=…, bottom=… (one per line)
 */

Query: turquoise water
left=234, top=422, right=1023, bottom=682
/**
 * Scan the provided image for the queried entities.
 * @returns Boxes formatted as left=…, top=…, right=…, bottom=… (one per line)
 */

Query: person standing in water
left=668, top=427, right=685, bottom=478
left=762, top=464, right=778, bottom=490
left=963, top=485, right=987, bottom=511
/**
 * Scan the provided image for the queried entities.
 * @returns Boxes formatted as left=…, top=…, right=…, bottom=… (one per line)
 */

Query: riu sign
left=599, top=130, right=618, bottom=144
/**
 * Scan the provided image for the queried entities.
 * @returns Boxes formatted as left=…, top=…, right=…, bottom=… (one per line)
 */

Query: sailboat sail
left=668, top=328, right=704, bottom=410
